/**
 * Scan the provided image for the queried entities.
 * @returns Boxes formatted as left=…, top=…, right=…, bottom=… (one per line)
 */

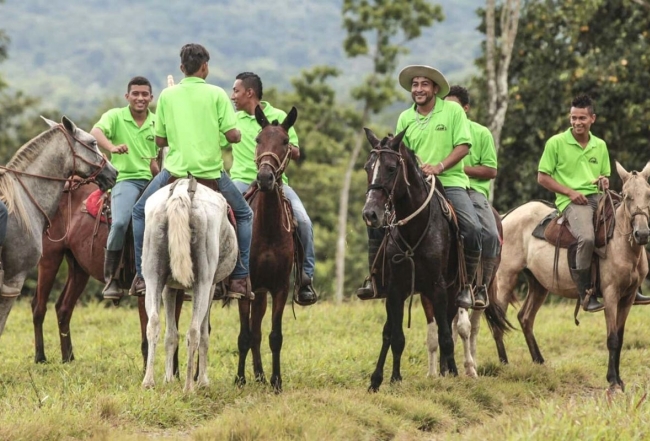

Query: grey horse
left=0, top=116, right=117, bottom=338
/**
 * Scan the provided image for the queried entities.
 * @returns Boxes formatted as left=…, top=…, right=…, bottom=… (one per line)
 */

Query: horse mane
left=0, top=127, right=59, bottom=231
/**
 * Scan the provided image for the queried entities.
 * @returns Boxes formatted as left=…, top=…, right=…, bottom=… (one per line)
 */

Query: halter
left=0, top=124, right=108, bottom=240
left=254, top=144, right=292, bottom=185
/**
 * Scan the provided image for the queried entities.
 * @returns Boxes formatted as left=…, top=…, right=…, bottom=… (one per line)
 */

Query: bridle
left=254, top=135, right=294, bottom=232
left=0, top=124, right=108, bottom=240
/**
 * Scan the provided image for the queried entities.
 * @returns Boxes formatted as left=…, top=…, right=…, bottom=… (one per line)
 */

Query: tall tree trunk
left=335, top=106, right=370, bottom=304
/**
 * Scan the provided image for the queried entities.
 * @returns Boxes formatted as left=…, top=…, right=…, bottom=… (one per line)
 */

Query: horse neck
left=611, top=204, right=645, bottom=260
left=392, top=156, right=431, bottom=240
left=252, top=186, right=292, bottom=240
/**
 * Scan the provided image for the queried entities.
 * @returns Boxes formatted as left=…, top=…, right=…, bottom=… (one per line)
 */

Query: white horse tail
left=166, top=182, right=194, bottom=287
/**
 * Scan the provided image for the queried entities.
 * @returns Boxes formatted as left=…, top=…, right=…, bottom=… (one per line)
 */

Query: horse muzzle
left=95, top=163, right=118, bottom=191
left=257, top=171, right=276, bottom=192
left=362, top=206, right=384, bottom=228
left=633, top=227, right=650, bottom=245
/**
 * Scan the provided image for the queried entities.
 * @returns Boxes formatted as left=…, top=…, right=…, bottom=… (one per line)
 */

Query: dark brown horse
left=235, top=105, right=299, bottom=391
left=32, top=181, right=185, bottom=369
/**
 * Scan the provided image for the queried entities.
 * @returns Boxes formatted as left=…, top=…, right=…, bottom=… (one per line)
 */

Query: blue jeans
left=0, top=200, right=7, bottom=245
left=444, top=187, right=482, bottom=255
left=107, top=179, right=148, bottom=251
left=468, top=189, right=500, bottom=258
left=234, top=180, right=316, bottom=278
left=132, top=169, right=252, bottom=279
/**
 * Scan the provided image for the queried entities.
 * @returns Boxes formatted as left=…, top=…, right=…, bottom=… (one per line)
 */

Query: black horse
left=361, top=128, right=461, bottom=391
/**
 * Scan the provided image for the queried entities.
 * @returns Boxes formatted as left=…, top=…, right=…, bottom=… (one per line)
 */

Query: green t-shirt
left=228, top=101, right=299, bottom=185
left=538, top=128, right=611, bottom=212
left=396, top=97, right=472, bottom=188
left=466, top=120, right=497, bottom=199
left=93, top=106, right=156, bottom=183
left=155, top=76, right=237, bottom=179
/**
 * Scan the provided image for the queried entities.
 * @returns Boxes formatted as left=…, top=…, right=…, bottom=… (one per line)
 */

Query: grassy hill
left=0, top=0, right=484, bottom=119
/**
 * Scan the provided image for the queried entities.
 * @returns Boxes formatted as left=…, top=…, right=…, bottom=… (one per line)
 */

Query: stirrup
left=0, top=284, right=20, bottom=298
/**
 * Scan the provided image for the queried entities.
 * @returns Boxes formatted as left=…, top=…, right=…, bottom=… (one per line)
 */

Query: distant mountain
left=0, top=0, right=484, bottom=119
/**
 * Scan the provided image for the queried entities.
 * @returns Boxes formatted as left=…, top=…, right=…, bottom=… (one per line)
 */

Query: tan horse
left=492, top=161, right=650, bottom=393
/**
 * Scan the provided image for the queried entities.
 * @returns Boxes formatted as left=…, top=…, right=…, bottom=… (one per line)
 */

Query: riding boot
left=357, top=237, right=384, bottom=300
left=227, top=276, right=255, bottom=300
left=295, top=271, right=318, bottom=306
left=129, top=275, right=146, bottom=297
left=570, top=267, right=604, bottom=313
left=634, top=287, right=650, bottom=305
left=102, top=249, right=123, bottom=300
left=456, top=249, right=481, bottom=310
left=474, top=256, right=498, bottom=310
left=0, top=246, right=18, bottom=297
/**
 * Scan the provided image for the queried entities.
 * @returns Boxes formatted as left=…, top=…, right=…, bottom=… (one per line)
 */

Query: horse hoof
left=142, top=380, right=155, bottom=389
left=234, top=376, right=246, bottom=387
left=607, top=384, right=624, bottom=396
left=368, top=385, right=380, bottom=393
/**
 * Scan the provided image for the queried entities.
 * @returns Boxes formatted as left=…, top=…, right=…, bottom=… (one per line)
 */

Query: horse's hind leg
left=518, top=272, right=549, bottom=364
left=196, top=295, right=212, bottom=389
left=269, top=289, right=289, bottom=392
left=184, top=278, right=212, bottom=393
left=493, top=267, right=518, bottom=364
left=469, top=309, right=482, bottom=368
left=388, top=295, right=406, bottom=384
left=33, top=250, right=65, bottom=363
left=455, top=307, right=477, bottom=377
left=606, top=291, right=634, bottom=392
left=251, top=290, right=268, bottom=384
left=236, top=296, right=253, bottom=386
left=142, top=276, right=164, bottom=389
left=56, top=255, right=89, bottom=363
left=425, top=306, right=438, bottom=378
left=163, top=286, right=179, bottom=383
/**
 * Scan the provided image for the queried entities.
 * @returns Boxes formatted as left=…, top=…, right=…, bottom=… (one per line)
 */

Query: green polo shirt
left=538, top=128, right=610, bottom=212
left=155, top=77, right=237, bottom=179
left=466, top=120, right=497, bottom=199
left=93, top=106, right=156, bottom=183
left=228, top=101, right=299, bottom=185
left=396, top=97, right=472, bottom=188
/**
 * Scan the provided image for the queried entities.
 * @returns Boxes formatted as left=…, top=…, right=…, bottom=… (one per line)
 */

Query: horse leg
left=163, top=286, right=179, bottom=383
left=138, top=296, right=148, bottom=372
left=0, top=289, right=20, bottom=337
left=605, top=291, right=634, bottom=392
left=142, top=275, right=164, bottom=389
left=235, top=297, right=253, bottom=386
left=469, top=309, right=482, bottom=369
left=196, top=297, right=212, bottom=389
left=455, top=307, right=477, bottom=377
left=184, top=278, right=212, bottom=393
left=517, top=272, right=549, bottom=364
left=174, top=289, right=184, bottom=379
left=369, top=301, right=392, bottom=392
left=55, top=256, right=89, bottom=363
left=251, top=290, right=268, bottom=383
left=388, top=295, right=406, bottom=384
left=33, top=250, right=65, bottom=363
left=269, top=289, right=289, bottom=392
left=422, top=295, right=438, bottom=377
left=432, top=283, right=458, bottom=376
left=493, top=263, right=519, bottom=364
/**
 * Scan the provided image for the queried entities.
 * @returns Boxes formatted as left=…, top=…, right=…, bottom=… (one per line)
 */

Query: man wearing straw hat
left=356, top=65, right=483, bottom=310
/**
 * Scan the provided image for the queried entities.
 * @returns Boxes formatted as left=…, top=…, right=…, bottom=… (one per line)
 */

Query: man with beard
left=357, top=65, right=483, bottom=311
left=91, top=76, right=157, bottom=300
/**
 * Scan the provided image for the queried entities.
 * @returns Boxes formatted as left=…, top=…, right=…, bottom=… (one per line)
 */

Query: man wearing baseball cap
left=357, top=65, right=483, bottom=310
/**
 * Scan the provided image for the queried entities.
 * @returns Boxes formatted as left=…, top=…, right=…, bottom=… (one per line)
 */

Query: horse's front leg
left=55, top=257, right=89, bottom=363
left=369, top=302, right=392, bottom=392
left=455, top=307, right=477, bottom=377
left=269, top=289, right=289, bottom=392
left=251, top=290, right=268, bottom=384
left=235, top=296, right=252, bottom=386
left=33, top=251, right=65, bottom=363
left=163, top=286, right=179, bottom=383
left=431, top=281, right=457, bottom=376
left=605, top=289, right=634, bottom=393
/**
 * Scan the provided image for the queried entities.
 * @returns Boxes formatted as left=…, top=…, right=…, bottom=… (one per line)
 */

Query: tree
left=334, top=0, right=443, bottom=303
left=484, top=0, right=521, bottom=202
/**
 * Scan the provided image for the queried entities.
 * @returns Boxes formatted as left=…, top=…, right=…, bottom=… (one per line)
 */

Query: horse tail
left=166, top=182, right=194, bottom=287
left=483, top=279, right=516, bottom=335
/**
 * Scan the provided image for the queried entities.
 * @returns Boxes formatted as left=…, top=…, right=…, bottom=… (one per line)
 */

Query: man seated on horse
left=444, top=85, right=500, bottom=309
left=90, top=76, right=157, bottom=300
left=538, top=95, right=650, bottom=310
left=130, top=43, right=254, bottom=300
left=357, top=65, right=484, bottom=310
left=226, top=72, right=318, bottom=306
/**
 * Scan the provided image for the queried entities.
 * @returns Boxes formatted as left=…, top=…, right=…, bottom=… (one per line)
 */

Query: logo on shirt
left=146, top=135, right=155, bottom=142
left=589, top=157, right=598, bottom=164
left=435, top=124, right=447, bottom=131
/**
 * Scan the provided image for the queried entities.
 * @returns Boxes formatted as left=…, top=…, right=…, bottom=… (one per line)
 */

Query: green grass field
left=1, top=297, right=649, bottom=440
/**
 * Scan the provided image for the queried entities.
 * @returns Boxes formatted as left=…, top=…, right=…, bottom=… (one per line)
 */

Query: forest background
left=0, top=0, right=649, bottom=300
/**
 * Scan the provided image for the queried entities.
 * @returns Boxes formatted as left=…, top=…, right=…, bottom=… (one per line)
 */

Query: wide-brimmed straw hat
left=398, top=65, right=450, bottom=98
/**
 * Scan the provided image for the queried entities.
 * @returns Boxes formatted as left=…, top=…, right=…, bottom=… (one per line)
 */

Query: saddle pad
left=83, top=189, right=110, bottom=224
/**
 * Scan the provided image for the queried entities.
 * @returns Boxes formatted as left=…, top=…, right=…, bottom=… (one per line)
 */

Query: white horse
left=0, top=116, right=116, bottom=338
left=141, top=178, right=237, bottom=392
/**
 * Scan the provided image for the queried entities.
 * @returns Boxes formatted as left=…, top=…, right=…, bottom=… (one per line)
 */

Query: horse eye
left=255, top=137, right=260, bottom=143
left=283, top=139, right=289, bottom=145
left=387, top=165, right=397, bottom=173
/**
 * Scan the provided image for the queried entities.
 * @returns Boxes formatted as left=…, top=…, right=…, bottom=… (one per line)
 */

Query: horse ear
left=61, top=116, right=77, bottom=134
left=640, top=161, right=650, bottom=181
left=255, top=105, right=270, bottom=128
left=281, top=106, right=298, bottom=132
left=364, top=128, right=381, bottom=150
left=40, top=116, right=58, bottom=128
left=616, top=161, right=631, bottom=183
left=390, top=126, right=408, bottom=151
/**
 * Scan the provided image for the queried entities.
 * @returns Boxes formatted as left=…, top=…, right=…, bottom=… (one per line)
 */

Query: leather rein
left=0, top=124, right=108, bottom=241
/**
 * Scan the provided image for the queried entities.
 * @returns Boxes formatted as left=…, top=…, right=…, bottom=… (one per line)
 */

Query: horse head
left=361, top=127, right=409, bottom=228
left=41, top=116, right=117, bottom=191
left=616, top=161, right=650, bottom=245
left=254, top=105, right=297, bottom=192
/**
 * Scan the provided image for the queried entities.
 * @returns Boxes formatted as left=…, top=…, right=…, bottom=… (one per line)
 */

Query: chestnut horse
left=493, top=161, right=650, bottom=392
left=235, top=105, right=299, bottom=391
left=32, top=180, right=185, bottom=367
